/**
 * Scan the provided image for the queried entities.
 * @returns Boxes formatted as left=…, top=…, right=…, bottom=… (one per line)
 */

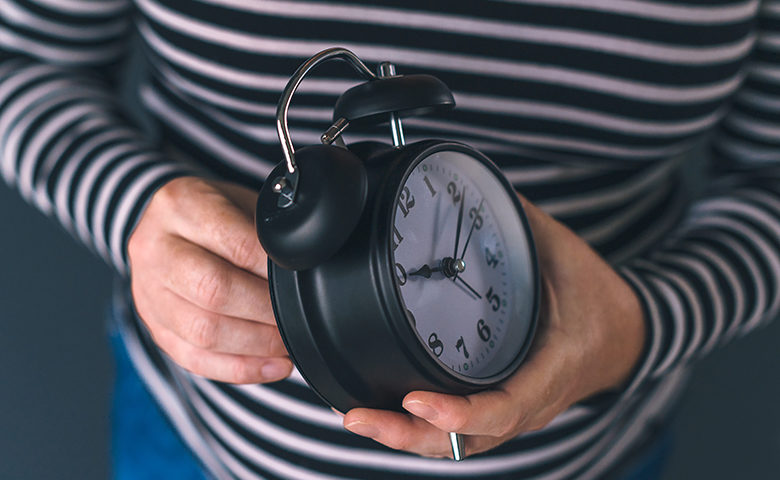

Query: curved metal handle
left=277, top=48, right=377, bottom=174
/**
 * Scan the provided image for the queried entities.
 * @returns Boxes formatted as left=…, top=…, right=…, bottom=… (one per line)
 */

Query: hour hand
left=409, top=257, right=464, bottom=279
left=409, top=263, right=440, bottom=279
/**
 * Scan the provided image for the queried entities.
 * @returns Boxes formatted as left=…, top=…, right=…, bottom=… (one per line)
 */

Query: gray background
left=0, top=174, right=779, bottom=478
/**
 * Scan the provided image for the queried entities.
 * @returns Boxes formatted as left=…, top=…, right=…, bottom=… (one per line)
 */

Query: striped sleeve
left=0, top=0, right=195, bottom=274
left=617, top=0, right=780, bottom=395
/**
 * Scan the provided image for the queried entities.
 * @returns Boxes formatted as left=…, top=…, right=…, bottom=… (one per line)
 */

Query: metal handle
left=276, top=48, right=377, bottom=174
left=449, top=432, right=465, bottom=461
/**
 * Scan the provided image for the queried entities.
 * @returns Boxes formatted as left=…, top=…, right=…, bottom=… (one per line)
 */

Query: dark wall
left=0, top=176, right=778, bottom=479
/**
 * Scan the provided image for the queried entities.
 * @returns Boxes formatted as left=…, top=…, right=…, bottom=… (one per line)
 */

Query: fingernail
left=404, top=400, right=438, bottom=421
left=330, top=407, right=345, bottom=417
left=345, top=421, right=380, bottom=439
left=261, top=361, right=289, bottom=380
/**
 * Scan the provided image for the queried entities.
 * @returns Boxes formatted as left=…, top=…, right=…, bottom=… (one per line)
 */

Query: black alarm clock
left=255, top=48, right=539, bottom=461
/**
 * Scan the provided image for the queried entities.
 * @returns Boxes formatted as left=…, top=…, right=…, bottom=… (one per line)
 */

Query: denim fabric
left=110, top=330, right=669, bottom=480
left=111, top=332, right=209, bottom=480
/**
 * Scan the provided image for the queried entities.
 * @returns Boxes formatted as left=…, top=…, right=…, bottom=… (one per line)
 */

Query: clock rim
left=376, top=140, right=540, bottom=387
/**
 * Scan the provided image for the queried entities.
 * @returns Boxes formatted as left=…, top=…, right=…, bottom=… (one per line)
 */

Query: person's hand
left=342, top=196, right=646, bottom=457
left=128, top=176, right=292, bottom=384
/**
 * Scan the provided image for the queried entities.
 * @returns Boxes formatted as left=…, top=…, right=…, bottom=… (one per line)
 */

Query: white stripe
left=406, top=117, right=695, bottom=160
left=149, top=0, right=755, bottom=66
left=617, top=269, right=666, bottom=391
left=766, top=1, right=780, bottom=18
left=2, top=83, right=108, bottom=187
left=232, top=384, right=344, bottom=430
left=724, top=112, right=780, bottom=143
left=667, top=255, right=725, bottom=355
left=759, top=33, right=780, bottom=52
left=691, top=223, right=770, bottom=335
left=92, top=152, right=159, bottom=260
left=455, top=93, right=727, bottom=137
left=207, top=0, right=757, bottom=27
left=643, top=260, right=708, bottom=360
left=717, top=137, right=780, bottom=163
left=685, top=243, right=746, bottom=344
left=137, top=19, right=744, bottom=105
left=116, top=307, right=232, bottom=479
left=578, top=178, right=672, bottom=244
left=53, top=129, right=136, bottom=239
left=109, top=163, right=184, bottom=273
left=140, top=85, right=272, bottom=179
left=139, top=22, right=353, bottom=92
left=750, top=61, right=780, bottom=83
left=540, top=157, right=679, bottom=217
left=0, top=0, right=127, bottom=41
left=695, top=199, right=780, bottom=317
left=189, top=375, right=624, bottom=475
left=580, top=367, right=687, bottom=479
left=33, top=115, right=113, bottom=214
left=497, top=0, right=758, bottom=24
left=502, top=164, right=594, bottom=185
left=635, top=265, right=688, bottom=377
left=17, top=104, right=100, bottom=202
left=736, top=89, right=780, bottom=113
left=0, top=25, right=125, bottom=64
left=605, top=183, right=687, bottom=264
left=33, top=0, right=127, bottom=16
left=74, top=141, right=147, bottom=248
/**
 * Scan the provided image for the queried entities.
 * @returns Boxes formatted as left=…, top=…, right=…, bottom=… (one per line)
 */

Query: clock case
left=268, top=139, right=540, bottom=413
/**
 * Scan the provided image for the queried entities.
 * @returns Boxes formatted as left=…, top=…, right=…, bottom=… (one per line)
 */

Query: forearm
left=0, top=1, right=194, bottom=274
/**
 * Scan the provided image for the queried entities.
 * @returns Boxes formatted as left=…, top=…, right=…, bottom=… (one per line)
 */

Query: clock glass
left=391, top=149, right=537, bottom=380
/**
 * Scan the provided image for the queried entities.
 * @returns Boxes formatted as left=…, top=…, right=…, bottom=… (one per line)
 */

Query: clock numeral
left=422, top=175, right=437, bottom=197
left=427, top=333, right=444, bottom=357
left=455, top=336, right=470, bottom=359
left=398, top=186, right=415, bottom=218
left=485, top=247, right=499, bottom=268
left=392, top=225, right=404, bottom=251
left=477, top=319, right=491, bottom=342
left=469, top=206, right=483, bottom=230
left=485, top=286, right=500, bottom=312
left=446, top=181, right=462, bottom=204
left=395, top=263, right=407, bottom=286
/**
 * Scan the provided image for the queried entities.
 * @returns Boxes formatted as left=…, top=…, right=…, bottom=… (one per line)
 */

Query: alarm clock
left=255, top=48, right=539, bottom=461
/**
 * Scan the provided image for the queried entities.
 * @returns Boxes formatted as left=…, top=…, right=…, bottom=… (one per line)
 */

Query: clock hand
left=408, top=263, right=439, bottom=278
left=454, top=275, right=482, bottom=299
left=453, top=198, right=485, bottom=281
left=452, top=185, right=466, bottom=259
left=409, top=257, right=465, bottom=279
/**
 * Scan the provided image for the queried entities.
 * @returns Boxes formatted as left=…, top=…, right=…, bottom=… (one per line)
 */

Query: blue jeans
left=110, top=331, right=670, bottom=480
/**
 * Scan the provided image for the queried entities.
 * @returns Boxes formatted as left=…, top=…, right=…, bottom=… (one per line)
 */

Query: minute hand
left=456, top=198, right=485, bottom=265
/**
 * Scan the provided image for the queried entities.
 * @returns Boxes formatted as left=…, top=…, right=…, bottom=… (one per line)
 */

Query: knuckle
left=445, top=410, right=470, bottom=433
left=186, top=314, right=219, bottom=350
left=231, top=235, right=260, bottom=271
left=229, top=359, right=258, bottom=384
left=495, top=416, right=519, bottom=438
left=195, top=266, right=231, bottom=310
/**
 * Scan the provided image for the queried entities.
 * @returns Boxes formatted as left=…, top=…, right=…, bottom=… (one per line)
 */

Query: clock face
left=390, top=149, right=537, bottom=380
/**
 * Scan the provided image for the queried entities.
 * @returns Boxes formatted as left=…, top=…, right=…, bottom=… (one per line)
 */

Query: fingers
left=344, top=409, right=454, bottom=458
left=136, top=286, right=286, bottom=357
left=151, top=327, right=292, bottom=384
left=401, top=389, right=522, bottom=438
left=402, top=337, right=577, bottom=440
left=156, top=177, right=267, bottom=278
left=155, top=235, right=275, bottom=323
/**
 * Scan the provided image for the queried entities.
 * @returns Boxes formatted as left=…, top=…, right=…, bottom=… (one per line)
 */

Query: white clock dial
left=391, top=150, right=536, bottom=379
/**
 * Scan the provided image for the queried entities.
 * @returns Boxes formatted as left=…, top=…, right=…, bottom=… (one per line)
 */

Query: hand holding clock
left=343, top=196, right=646, bottom=458
left=128, top=176, right=293, bottom=384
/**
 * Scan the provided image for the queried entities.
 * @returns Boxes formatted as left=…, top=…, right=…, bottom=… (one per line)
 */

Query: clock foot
left=449, top=432, right=465, bottom=461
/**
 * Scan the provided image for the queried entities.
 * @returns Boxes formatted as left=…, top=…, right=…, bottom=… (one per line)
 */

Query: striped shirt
left=2, top=0, right=779, bottom=478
